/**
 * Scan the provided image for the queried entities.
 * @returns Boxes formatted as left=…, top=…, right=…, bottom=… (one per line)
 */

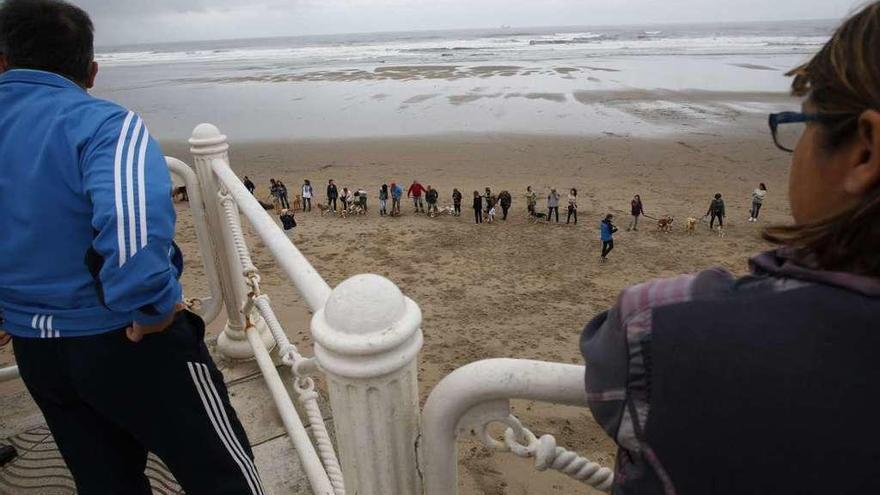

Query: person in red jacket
left=407, top=180, right=426, bottom=213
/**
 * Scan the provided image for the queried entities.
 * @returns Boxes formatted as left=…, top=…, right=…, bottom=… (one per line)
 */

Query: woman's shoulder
left=617, top=268, right=735, bottom=323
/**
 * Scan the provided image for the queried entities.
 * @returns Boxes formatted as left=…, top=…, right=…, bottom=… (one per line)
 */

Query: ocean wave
left=530, top=35, right=605, bottom=46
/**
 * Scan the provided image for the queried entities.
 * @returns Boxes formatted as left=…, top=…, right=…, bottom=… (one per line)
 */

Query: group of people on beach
left=245, top=174, right=770, bottom=261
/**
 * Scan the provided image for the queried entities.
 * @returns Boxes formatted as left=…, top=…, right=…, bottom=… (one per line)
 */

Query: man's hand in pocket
left=126, top=303, right=187, bottom=343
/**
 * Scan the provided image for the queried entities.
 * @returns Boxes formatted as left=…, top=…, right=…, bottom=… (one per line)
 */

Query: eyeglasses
left=768, top=112, right=822, bottom=153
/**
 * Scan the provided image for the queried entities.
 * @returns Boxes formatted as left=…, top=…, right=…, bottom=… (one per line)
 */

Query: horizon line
left=96, top=16, right=837, bottom=51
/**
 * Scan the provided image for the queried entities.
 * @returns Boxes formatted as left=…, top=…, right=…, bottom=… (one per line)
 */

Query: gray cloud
left=68, top=0, right=862, bottom=46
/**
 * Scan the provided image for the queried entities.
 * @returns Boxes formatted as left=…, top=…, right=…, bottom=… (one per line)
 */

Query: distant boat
left=500, top=25, right=511, bottom=30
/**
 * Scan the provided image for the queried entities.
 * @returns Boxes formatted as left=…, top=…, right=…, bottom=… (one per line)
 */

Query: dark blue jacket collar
left=0, top=69, right=85, bottom=91
left=750, top=249, right=880, bottom=297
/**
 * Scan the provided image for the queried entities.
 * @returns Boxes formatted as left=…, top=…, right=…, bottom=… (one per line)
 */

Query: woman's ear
left=844, top=110, right=880, bottom=195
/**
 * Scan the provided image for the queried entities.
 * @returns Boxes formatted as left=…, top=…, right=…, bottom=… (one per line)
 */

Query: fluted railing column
left=311, top=274, right=424, bottom=495
left=189, top=124, right=272, bottom=358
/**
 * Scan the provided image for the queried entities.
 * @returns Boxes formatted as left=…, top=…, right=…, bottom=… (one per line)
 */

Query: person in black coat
left=472, top=191, right=483, bottom=224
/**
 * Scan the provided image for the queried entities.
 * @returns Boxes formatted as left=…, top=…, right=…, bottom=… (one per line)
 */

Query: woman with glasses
left=581, top=3, right=880, bottom=494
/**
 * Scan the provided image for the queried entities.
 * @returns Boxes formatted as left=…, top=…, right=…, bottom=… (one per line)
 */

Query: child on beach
left=379, top=184, right=389, bottom=216
left=599, top=214, right=617, bottom=261
left=582, top=5, right=880, bottom=492
left=628, top=194, right=644, bottom=231
left=547, top=188, right=560, bottom=223
left=707, top=193, right=726, bottom=229
left=567, top=188, right=578, bottom=225
left=749, top=183, right=767, bottom=222
left=472, top=191, right=483, bottom=224
left=452, top=188, right=462, bottom=216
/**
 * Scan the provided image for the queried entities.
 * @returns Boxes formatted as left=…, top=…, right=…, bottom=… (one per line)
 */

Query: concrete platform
left=0, top=356, right=331, bottom=495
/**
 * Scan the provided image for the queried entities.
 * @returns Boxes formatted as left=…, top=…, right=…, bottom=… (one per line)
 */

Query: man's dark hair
left=0, top=0, right=94, bottom=83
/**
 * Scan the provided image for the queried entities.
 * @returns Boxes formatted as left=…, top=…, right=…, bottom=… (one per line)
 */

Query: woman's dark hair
left=571, top=188, right=578, bottom=196
left=605, top=214, right=613, bottom=220
left=714, top=193, right=722, bottom=199
left=0, top=0, right=94, bottom=84
left=760, top=183, right=767, bottom=191
left=765, top=1, right=880, bottom=276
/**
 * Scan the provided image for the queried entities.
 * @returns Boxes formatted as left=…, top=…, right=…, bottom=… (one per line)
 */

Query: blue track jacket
left=0, top=69, right=182, bottom=338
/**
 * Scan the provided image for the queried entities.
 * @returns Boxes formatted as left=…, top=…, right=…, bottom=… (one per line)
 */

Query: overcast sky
left=72, top=0, right=862, bottom=47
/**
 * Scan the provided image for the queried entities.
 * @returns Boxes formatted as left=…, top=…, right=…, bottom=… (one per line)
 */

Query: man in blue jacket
left=0, top=1, right=263, bottom=493
left=600, top=214, right=618, bottom=262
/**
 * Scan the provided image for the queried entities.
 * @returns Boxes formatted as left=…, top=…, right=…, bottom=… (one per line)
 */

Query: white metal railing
left=421, top=359, right=614, bottom=493
left=166, top=157, right=223, bottom=325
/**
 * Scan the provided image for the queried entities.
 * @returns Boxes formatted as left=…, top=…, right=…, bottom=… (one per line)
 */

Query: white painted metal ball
left=324, top=274, right=406, bottom=336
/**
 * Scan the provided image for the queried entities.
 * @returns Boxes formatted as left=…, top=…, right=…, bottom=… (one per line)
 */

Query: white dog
left=486, top=205, right=497, bottom=223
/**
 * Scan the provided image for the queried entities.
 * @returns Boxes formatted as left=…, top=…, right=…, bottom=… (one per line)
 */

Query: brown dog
left=292, top=195, right=302, bottom=212
left=686, top=217, right=698, bottom=234
left=657, top=216, right=674, bottom=233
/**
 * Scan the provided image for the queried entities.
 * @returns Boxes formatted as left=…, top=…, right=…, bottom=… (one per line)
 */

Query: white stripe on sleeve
left=126, top=117, right=144, bottom=260
left=114, top=111, right=135, bottom=266
left=136, top=126, right=149, bottom=249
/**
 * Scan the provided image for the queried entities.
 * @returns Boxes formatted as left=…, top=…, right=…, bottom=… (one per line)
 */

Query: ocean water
left=92, top=20, right=835, bottom=141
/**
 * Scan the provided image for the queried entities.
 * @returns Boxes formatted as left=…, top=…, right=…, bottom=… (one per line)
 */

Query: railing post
left=189, top=123, right=273, bottom=358
left=311, top=274, right=424, bottom=495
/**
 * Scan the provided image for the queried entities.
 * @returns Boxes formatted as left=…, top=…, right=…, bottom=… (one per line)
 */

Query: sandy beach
left=164, top=124, right=790, bottom=493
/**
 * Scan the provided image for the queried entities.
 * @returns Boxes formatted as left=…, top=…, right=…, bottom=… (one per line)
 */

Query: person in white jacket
left=301, top=179, right=313, bottom=212
left=750, top=183, right=768, bottom=222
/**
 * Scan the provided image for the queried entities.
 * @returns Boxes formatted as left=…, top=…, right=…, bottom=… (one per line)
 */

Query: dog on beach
left=685, top=217, right=698, bottom=234
left=317, top=203, right=332, bottom=216
left=292, top=195, right=302, bottom=212
left=486, top=205, right=497, bottom=223
left=716, top=226, right=726, bottom=238
left=430, top=206, right=454, bottom=218
left=657, top=216, right=674, bottom=233
left=172, top=186, right=188, bottom=202
left=528, top=212, right=547, bottom=224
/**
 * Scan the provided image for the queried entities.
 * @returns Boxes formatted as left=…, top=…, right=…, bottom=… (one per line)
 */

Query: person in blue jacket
left=0, top=2, right=263, bottom=493
left=600, top=214, right=618, bottom=262
left=390, top=182, right=404, bottom=216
